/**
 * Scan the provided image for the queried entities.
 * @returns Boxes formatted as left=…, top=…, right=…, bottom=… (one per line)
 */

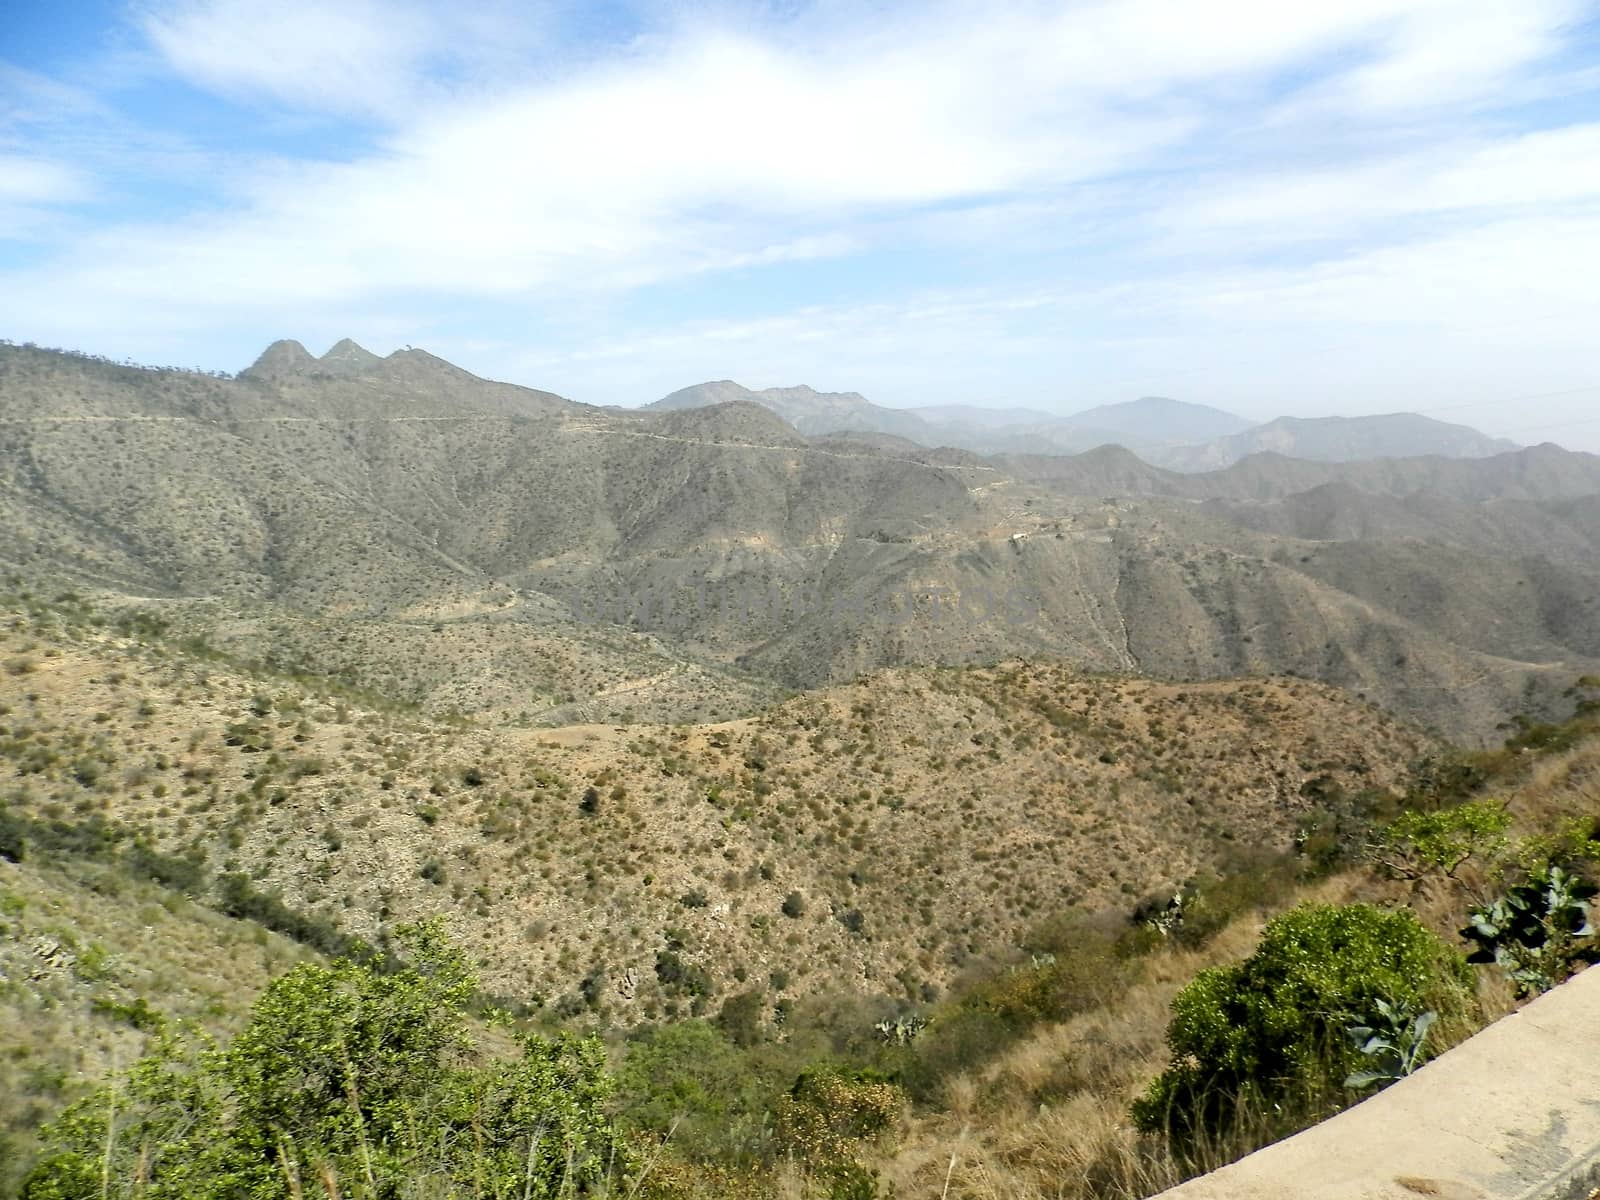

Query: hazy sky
left=3, top=0, right=1600, bottom=447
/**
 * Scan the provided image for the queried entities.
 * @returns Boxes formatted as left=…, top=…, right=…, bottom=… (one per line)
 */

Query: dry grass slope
left=0, top=591, right=1433, bottom=1022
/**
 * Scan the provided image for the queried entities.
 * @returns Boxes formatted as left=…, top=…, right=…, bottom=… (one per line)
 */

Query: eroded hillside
left=1, top=591, right=1434, bottom=1020
left=4, top=342, right=1599, bottom=742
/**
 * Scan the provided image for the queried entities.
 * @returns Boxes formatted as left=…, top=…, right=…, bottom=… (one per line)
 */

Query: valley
left=2, top=337, right=1598, bottom=1200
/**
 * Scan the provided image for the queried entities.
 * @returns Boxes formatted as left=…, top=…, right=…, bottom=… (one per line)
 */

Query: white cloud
left=1332, top=0, right=1585, bottom=111
left=0, top=156, right=87, bottom=206
left=1165, top=123, right=1600, bottom=246
left=1, top=0, right=1597, bottom=449
left=0, top=155, right=91, bottom=239
left=138, top=0, right=445, bottom=116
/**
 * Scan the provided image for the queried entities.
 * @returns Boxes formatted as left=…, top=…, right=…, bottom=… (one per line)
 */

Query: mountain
left=650, top=386, right=1250, bottom=457
left=1158, top=413, right=1519, bottom=470
left=1062, top=396, right=1253, bottom=443
left=647, top=382, right=1522, bottom=472
left=650, top=380, right=938, bottom=442
left=8, top=336, right=1600, bottom=1200
left=2, top=339, right=1598, bottom=742
left=999, top=442, right=1600, bottom=504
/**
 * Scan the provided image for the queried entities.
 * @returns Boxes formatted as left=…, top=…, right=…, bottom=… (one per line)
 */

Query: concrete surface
left=1153, top=964, right=1600, bottom=1200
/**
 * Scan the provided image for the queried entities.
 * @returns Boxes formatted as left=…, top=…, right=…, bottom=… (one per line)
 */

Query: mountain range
left=645, top=381, right=1517, bottom=469
left=1, top=337, right=1596, bottom=743
left=3, top=332, right=1600, bottom=1200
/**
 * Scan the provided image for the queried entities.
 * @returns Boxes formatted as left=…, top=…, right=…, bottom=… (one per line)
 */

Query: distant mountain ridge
left=3, top=337, right=1596, bottom=743
left=1159, top=413, right=1519, bottom=471
left=647, top=380, right=1518, bottom=469
left=650, top=380, right=938, bottom=442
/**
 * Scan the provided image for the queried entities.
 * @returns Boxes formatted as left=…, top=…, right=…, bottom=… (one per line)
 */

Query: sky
left=2, top=0, right=1600, bottom=447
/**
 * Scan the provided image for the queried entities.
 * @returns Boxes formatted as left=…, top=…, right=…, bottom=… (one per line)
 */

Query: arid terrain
left=4, top=341, right=1598, bottom=743
left=3, top=338, right=1598, bottom=1200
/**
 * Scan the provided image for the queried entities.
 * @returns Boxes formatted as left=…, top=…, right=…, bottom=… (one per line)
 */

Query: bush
left=215, top=873, right=378, bottom=963
left=123, top=841, right=208, bottom=895
left=1374, top=799, right=1510, bottom=878
left=715, top=990, right=766, bottom=1048
left=1462, top=864, right=1597, bottom=996
left=777, top=1067, right=902, bottom=1171
left=1133, top=903, right=1472, bottom=1150
left=0, top=810, right=26, bottom=862
left=23, top=921, right=627, bottom=1199
left=615, top=1021, right=781, bottom=1164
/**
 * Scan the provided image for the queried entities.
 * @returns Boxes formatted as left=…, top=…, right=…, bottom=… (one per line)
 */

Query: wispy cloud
left=0, top=0, right=1597, bottom=443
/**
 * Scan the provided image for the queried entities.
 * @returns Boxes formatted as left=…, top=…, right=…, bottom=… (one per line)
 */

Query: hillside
left=2, top=342, right=1597, bottom=742
left=0, top=590, right=1436, bottom=1019
left=0, top=851, right=321, bottom=1192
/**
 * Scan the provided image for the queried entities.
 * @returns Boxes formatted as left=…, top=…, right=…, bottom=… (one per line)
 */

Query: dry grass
left=0, top=600, right=1436, bottom=1020
left=870, top=870, right=1506, bottom=1200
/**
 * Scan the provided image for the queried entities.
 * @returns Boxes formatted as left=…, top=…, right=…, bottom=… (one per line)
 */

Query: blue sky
left=3, top=0, right=1600, bottom=447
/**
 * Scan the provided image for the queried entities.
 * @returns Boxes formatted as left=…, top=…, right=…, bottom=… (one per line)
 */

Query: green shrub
left=1375, top=799, right=1510, bottom=878
left=0, top=809, right=26, bottom=862
left=715, top=990, right=767, bottom=1048
left=1132, top=903, right=1472, bottom=1150
left=23, top=921, right=626, bottom=1199
left=615, top=1021, right=781, bottom=1164
left=88, top=995, right=165, bottom=1033
left=1462, top=864, right=1597, bottom=996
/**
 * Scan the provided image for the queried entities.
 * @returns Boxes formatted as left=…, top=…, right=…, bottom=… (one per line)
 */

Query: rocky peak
left=240, top=339, right=318, bottom=379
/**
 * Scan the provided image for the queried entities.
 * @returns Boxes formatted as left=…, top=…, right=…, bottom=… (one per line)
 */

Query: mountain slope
left=3, top=341, right=1597, bottom=742
left=0, top=593, right=1440, bottom=1020
left=1160, top=413, right=1519, bottom=470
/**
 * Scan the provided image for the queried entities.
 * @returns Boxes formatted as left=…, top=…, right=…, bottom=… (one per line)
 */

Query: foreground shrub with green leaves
left=1132, top=903, right=1473, bottom=1152
left=23, top=920, right=626, bottom=1200
left=1462, top=864, right=1597, bottom=997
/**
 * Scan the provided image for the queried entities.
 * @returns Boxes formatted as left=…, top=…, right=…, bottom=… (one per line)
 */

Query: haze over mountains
left=2, top=336, right=1597, bottom=744
left=646, top=379, right=1518, bottom=469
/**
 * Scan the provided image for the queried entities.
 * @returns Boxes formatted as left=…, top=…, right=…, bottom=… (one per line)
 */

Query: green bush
left=1462, top=864, right=1597, bottom=996
left=615, top=1021, right=782, bottom=1164
left=1133, top=903, right=1472, bottom=1149
left=1375, top=799, right=1510, bottom=878
left=23, top=921, right=626, bottom=1199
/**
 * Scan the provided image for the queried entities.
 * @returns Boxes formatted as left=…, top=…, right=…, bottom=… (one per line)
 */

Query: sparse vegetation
left=1, top=336, right=1599, bottom=1200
